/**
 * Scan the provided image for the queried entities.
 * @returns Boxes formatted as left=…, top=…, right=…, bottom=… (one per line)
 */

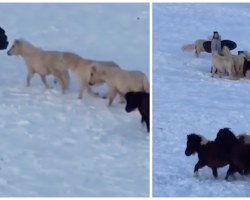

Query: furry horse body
left=124, top=91, right=150, bottom=132
left=7, top=39, right=70, bottom=93
left=221, top=46, right=245, bottom=78
left=243, top=57, right=250, bottom=78
left=214, top=128, right=250, bottom=179
left=211, top=50, right=235, bottom=80
left=89, top=65, right=149, bottom=106
left=185, top=133, right=229, bottom=178
left=56, top=52, right=121, bottom=99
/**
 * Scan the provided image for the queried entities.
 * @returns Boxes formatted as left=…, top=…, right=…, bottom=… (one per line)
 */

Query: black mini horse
left=124, top=91, right=149, bottom=132
left=214, top=128, right=250, bottom=179
left=243, top=57, right=250, bottom=77
left=0, top=27, right=8, bottom=50
left=185, top=133, right=229, bottom=179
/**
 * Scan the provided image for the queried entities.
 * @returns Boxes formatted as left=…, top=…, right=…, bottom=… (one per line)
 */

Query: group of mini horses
left=185, top=128, right=250, bottom=181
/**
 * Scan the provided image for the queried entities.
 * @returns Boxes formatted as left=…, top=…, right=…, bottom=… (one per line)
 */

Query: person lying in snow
left=0, top=27, right=9, bottom=50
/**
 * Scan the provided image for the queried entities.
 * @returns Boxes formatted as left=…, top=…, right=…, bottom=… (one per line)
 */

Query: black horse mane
left=187, top=133, right=201, bottom=140
left=215, top=128, right=238, bottom=143
left=187, top=133, right=210, bottom=145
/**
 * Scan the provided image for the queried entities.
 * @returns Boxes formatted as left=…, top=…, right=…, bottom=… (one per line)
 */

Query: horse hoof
left=193, top=172, right=199, bottom=177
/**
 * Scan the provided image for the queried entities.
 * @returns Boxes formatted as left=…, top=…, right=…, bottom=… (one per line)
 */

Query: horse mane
left=212, top=50, right=219, bottom=56
left=222, top=46, right=232, bottom=56
left=188, top=133, right=210, bottom=145
left=215, top=128, right=239, bottom=146
left=239, top=53, right=247, bottom=58
left=199, top=135, right=209, bottom=145
left=16, top=38, right=43, bottom=55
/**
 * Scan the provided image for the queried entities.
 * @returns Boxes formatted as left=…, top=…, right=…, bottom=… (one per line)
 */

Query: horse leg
left=212, top=167, right=218, bottom=179
left=195, top=49, right=199, bottom=58
left=194, top=160, right=205, bottom=177
left=40, top=75, right=51, bottom=89
left=217, top=69, right=223, bottom=78
left=195, top=46, right=200, bottom=58
left=141, top=116, right=145, bottom=127
left=26, top=69, right=34, bottom=87
left=238, top=64, right=243, bottom=78
left=87, top=85, right=99, bottom=97
left=225, top=164, right=237, bottom=181
left=211, top=65, right=217, bottom=78
left=227, top=70, right=233, bottom=80
left=218, top=69, right=222, bottom=78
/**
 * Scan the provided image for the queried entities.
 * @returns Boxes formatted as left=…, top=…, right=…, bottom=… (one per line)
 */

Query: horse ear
left=15, top=39, right=21, bottom=46
left=92, top=66, right=96, bottom=72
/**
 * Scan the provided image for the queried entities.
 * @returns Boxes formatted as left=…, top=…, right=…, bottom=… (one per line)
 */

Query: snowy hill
left=153, top=3, right=250, bottom=197
left=0, top=3, right=149, bottom=197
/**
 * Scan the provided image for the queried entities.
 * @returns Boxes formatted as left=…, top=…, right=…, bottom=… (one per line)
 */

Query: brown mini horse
left=185, top=133, right=230, bottom=179
left=185, top=128, right=250, bottom=180
left=185, top=133, right=241, bottom=178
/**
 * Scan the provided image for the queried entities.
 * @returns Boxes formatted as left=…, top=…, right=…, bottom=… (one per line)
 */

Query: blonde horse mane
left=212, top=50, right=220, bottom=56
left=199, top=134, right=210, bottom=145
left=15, top=38, right=43, bottom=55
left=221, top=46, right=232, bottom=56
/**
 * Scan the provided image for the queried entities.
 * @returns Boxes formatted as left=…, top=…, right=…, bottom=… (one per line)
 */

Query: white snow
left=153, top=3, right=250, bottom=197
left=0, top=3, right=149, bottom=197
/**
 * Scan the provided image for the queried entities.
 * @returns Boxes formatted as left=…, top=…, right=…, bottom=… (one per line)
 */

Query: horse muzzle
left=125, top=106, right=132, bottom=113
left=185, top=149, right=192, bottom=156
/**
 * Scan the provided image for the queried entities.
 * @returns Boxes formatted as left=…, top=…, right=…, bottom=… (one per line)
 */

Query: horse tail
left=181, top=43, right=195, bottom=52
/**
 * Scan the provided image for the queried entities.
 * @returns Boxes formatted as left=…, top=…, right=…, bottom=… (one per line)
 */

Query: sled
left=203, top=40, right=237, bottom=53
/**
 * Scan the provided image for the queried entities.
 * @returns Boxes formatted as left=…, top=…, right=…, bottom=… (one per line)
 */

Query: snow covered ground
left=153, top=3, right=250, bottom=197
left=0, top=3, right=149, bottom=197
